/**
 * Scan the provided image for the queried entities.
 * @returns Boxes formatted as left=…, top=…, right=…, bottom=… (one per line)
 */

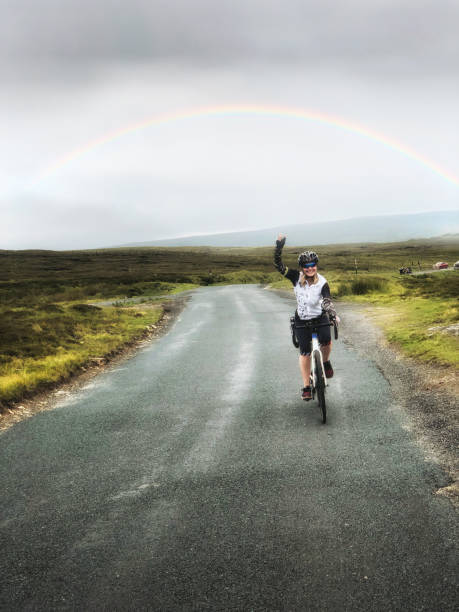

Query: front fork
left=311, top=333, right=328, bottom=395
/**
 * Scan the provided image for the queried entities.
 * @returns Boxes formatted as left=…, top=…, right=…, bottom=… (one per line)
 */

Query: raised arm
left=273, top=233, right=288, bottom=275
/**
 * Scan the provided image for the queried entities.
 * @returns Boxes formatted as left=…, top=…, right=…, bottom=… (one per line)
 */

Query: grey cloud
left=1, top=1, right=458, bottom=250
left=1, top=0, right=458, bottom=76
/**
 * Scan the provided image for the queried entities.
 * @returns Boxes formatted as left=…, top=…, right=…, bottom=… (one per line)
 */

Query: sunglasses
left=302, top=262, right=317, bottom=269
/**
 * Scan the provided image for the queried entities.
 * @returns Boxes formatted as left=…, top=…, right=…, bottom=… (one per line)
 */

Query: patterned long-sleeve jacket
left=274, top=239, right=336, bottom=320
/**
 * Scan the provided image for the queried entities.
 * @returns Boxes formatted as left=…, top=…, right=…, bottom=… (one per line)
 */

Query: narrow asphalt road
left=0, top=285, right=457, bottom=611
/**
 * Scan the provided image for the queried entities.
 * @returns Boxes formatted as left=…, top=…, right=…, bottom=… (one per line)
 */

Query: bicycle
left=290, top=316, right=339, bottom=424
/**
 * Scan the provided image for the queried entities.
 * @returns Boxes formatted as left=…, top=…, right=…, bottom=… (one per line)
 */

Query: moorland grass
left=0, top=265, right=199, bottom=407
left=330, top=271, right=458, bottom=366
left=1, top=236, right=458, bottom=286
left=365, top=272, right=459, bottom=366
left=0, top=302, right=164, bottom=406
left=382, top=297, right=458, bottom=366
left=0, top=237, right=457, bottom=408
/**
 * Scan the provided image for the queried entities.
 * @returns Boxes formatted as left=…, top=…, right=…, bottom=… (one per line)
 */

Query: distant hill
left=115, top=211, right=459, bottom=248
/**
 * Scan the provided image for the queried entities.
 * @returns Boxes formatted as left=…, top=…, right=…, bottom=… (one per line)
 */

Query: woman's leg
left=295, top=323, right=312, bottom=388
left=299, top=354, right=311, bottom=387
left=320, top=342, right=331, bottom=362
left=318, top=314, right=332, bottom=365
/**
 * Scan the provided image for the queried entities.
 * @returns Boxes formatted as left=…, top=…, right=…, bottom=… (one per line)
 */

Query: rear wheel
left=314, top=352, right=326, bottom=424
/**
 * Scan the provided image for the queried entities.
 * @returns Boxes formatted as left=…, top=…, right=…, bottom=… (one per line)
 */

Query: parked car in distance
left=433, top=262, right=448, bottom=269
left=454, top=261, right=459, bottom=270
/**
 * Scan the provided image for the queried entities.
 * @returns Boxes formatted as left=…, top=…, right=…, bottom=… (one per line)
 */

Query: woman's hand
left=276, top=233, right=286, bottom=248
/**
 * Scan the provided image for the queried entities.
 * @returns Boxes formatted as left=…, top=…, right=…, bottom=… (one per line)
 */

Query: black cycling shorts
left=294, top=312, right=331, bottom=356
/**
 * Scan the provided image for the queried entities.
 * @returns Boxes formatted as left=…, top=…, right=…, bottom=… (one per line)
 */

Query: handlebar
left=294, top=319, right=339, bottom=340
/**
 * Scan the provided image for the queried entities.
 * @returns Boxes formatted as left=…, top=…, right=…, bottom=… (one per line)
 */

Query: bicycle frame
left=310, top=331, right=327, bottom=397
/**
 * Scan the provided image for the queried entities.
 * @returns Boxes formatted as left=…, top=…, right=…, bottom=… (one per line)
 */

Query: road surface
left=0, top=285, right=457, bottom=610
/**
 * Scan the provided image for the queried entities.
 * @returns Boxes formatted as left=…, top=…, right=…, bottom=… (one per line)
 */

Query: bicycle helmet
left=298, top=250, right=319, bottom=267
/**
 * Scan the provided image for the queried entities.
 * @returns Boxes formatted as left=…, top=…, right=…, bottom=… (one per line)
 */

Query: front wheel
left=314, top=352, right=326, bottom=424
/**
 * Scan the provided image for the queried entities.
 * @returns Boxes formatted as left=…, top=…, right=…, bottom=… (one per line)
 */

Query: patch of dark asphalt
left=0, top=285, right=457, bottom=610
left=270, top=288, right=458, bottom=506
left=0, top=293, right=192, bottom=432
left=337, top=301, right=458, bottom=506
left=3, top=286, right=457, bottom=508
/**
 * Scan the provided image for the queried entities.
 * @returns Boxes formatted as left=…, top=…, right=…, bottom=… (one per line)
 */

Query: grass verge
left=0, top=302, right=164, bottom=408
left=0, top=279, right=197, bottom=409
left=380, top=298, right=458, bottom=366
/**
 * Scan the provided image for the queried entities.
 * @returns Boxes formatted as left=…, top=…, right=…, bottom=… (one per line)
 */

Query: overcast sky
left=1, top=0, right=458, bottom=249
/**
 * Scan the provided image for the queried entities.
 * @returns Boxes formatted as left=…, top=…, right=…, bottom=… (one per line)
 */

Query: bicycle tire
left=314, top=352, right=326, bottom=424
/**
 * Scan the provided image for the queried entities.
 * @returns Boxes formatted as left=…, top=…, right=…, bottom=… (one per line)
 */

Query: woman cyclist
left=274, top=233, right=339, bottom=400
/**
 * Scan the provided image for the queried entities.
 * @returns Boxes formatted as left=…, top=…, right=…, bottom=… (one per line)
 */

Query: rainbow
left=37, top=104, right=459, bottom=187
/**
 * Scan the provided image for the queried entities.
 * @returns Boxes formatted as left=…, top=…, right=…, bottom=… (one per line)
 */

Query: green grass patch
left=376, top=297, right=459, bottom=366
left=0, top=303, right=163, bottom=406
left=218, top=270, right=279, bottom=285
left=335, top=275, right=391, bottom=296
left=328, top=271, right=458, bottom=365
left=0, top=275, right=196, bottom=408
left=399, top=270, right=459, bottom=299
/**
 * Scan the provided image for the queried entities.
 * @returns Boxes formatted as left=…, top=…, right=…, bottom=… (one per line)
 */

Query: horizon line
left=118, top=209, right=459, bottom=244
